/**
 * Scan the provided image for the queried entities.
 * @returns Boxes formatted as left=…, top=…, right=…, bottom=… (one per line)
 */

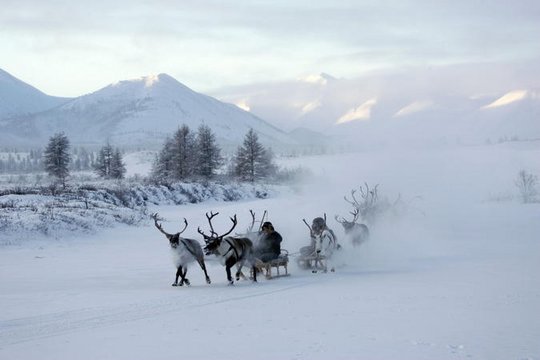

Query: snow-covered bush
left=0, top=180, right=281, bottom=243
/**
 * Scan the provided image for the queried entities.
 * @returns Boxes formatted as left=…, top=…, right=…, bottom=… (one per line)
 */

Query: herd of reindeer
left=151, top=185, right=377, bottom=286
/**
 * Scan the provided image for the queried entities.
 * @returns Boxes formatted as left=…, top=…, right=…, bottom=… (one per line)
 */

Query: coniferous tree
left=43, top=132, right=71, bottom=187
left=94, top=144, right=126, bottom=179
left=171, top=125, right=196, bottom=180
left=151, top=137, right=175, bottom=183
left=232, top=128, right=276, bottom=182
left=110, top=149, right=126, bottom=179
left=94, top=143, right=114, bottom=178
left=195, top=124, right=222, bottom=179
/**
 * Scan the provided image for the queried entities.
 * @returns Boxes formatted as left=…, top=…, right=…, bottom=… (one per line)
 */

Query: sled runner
left=296, top=250, right=328, bottom=271
left=254, top=249, right=290, bottom=279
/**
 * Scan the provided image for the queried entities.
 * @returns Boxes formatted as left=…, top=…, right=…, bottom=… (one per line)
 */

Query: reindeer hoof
left=184, top=279, right=191, bottom=286
left=172, top=283, right=178, bottom=287
left=228, top=280, right=234, bottom=286
left=206, top=278, right=211, bottom=284
left=330, top=268, right=335, bottom=272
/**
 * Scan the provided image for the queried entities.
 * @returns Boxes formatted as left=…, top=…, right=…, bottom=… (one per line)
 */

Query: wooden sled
left=296, top=252, right=328, bottom=272
left=252, top=250, right=290, bottom=279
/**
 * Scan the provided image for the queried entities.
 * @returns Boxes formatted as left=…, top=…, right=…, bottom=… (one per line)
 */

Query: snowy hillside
left=1, top=143, right=539, bottom=359
left=0, top=68, right=69, bottom=120
left=0, top=73, right=296, bottom=148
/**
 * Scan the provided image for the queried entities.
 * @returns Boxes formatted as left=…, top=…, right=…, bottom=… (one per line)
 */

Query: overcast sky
left=1, top=0, right=539, bottom=97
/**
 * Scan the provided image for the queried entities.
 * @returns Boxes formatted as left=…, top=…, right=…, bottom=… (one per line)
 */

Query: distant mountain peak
left=299, top=73, right=337, bottom=85
left=110, top=73, right=177, bottom=88
left=0, top=68, right=69, bottom=119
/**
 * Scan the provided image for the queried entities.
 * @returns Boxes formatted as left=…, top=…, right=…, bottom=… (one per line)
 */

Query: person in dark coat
left=253, top=221, right=282, bottom=262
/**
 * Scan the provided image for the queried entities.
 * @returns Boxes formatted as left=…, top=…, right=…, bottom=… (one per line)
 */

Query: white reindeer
left=151, top=213, right=211, bottom=286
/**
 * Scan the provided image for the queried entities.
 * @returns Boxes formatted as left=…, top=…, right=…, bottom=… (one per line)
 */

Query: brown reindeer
left=198, top=211, right=257, bottom=285
left=151, top=213, right=211, bottom=286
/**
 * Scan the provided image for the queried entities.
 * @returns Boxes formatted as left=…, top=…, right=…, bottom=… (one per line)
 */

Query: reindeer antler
left=248, top=209, right=256, bottom=232
left=334, top=214, right=345, bottom=224
left=344, top=189, right=360, bottom=208
left=349, top=208, right=360, bottom=222
left=197, top=212, right=237, bottom=240
left=206, top=211, right=219, bottom=236
left=151, top=213, right=172, bottom=237
left=221, top=214, right=238, bottom=238
left=178, top=218, right=188, bottom=235
left=259, top=210, right=267, bottom=231
left=302, top=218, right=313, bottom=237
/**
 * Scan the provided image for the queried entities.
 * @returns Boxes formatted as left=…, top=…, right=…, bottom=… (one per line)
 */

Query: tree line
left=40, top=125, right=277, bottom=187
left=0, top=148, right=97, bottom=174
left=150, top=124, right=276, bottom=183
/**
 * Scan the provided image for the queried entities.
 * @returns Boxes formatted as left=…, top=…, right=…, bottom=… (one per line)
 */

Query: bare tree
left=515, top=170, right=538, bottom=203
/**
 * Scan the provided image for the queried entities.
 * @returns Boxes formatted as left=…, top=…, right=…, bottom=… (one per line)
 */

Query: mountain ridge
left=0, top=71, right=297, bottom=148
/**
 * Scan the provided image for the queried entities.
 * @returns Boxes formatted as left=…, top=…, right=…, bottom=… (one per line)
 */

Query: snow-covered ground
left=1, top=142, right=539, bottom=359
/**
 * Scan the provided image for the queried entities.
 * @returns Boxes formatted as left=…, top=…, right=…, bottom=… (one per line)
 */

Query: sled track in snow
left=0, top=278, right=315, bottom=347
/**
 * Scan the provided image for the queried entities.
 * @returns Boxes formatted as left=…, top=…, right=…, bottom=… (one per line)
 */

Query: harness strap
left=225, top=238, right=241, bottom=260
left=180, top=239, right=199, bottom=259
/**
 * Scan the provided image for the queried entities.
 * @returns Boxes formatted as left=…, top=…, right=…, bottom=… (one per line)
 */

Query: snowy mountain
left=0, top=68, right=69, bottom=120
left=0, top=73, right=296, bottom=148
left=212, top=64, right=540, bottom=145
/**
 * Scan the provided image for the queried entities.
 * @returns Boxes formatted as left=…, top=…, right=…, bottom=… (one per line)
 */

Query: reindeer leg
left=198, top=259, right=211, bottom=284
left=182, top=267, right=190, bottom=286
left=252, top=263, right=258, bottom=283
left=173, top=266, right=183, bottom=286
left=225, top=257, right=236, bottom=285
left=235, top=261, right=245, bottom=281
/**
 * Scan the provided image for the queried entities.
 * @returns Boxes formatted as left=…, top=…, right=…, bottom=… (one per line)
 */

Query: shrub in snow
left=0, top=180, right=281, bottom=243
left=515, top=170, right=538, bottom=203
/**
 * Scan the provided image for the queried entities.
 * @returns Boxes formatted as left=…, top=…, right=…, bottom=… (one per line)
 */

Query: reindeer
left=198, top=211, right=257, bottom=285
left=300, top=214, right=338, bottom=272
left=151, top=213, right=211, bottom=287
left=335, top=208, right=370, bottom=247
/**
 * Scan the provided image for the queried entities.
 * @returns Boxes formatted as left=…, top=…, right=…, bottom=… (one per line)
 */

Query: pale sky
left=1, top=0, right=539, bottom=97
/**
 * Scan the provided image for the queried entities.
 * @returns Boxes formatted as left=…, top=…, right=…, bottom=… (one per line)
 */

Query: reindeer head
left=150, top=213, right=188, bottom=248
left=198, top=211, right=238, bottom=255
left=335, top=208, right=360, bottom=232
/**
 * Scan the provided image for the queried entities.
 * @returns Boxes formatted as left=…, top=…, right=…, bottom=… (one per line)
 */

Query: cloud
left=2, top=0, right=540, bottom=96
